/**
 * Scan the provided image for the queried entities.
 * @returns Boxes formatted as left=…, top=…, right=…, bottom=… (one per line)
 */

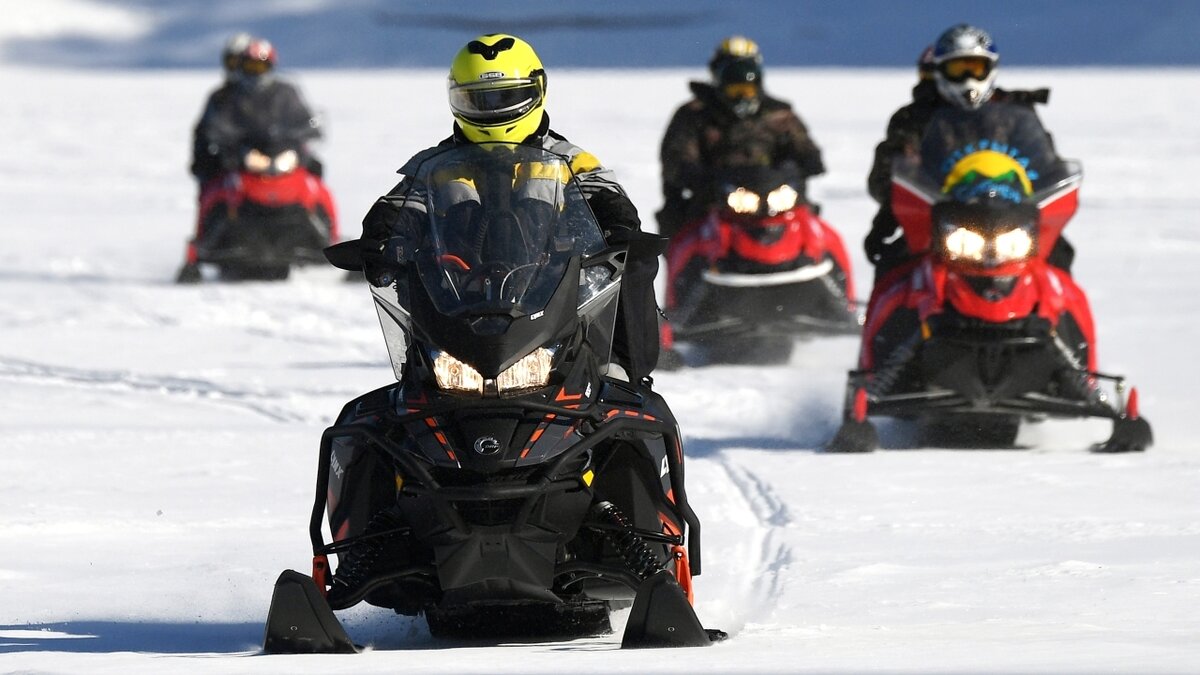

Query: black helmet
left=709, top=36, right=764, bottom=118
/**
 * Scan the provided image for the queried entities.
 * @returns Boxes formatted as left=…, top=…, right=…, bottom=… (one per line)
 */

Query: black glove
left=359, top=238, right=396, bottom=287
left=864, top=229, right=886, bottom=263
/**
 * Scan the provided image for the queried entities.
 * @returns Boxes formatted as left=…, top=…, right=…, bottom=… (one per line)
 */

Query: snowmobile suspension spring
left=869, top=335, right=920, bottom=397
left=590, top=501, right=664, bottom=581
left=1050, top=332, right=1104, bottom=405
left=331, top=508, right=405, bottom=589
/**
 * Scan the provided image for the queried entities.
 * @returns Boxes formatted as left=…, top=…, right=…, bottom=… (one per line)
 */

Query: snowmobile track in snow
left=0, top=355, right=332, bottom=423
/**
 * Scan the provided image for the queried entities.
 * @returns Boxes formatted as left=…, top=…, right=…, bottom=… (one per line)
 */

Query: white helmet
left=932, top=24, right=999, bottom=109
left=221, top=32, right=254, bottom=77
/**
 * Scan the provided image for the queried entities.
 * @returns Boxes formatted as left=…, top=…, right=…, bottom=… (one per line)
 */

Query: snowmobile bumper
left=263, top=567, right=722, bottom=653
left=672, top=270, right=859, bottom=342
left=829, top=368, right=1153, bottom=453
left=195, top=205, right=331, bottom=265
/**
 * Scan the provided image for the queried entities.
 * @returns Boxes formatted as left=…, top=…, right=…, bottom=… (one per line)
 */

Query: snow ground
left=2, top=63, right=1199, bottom=674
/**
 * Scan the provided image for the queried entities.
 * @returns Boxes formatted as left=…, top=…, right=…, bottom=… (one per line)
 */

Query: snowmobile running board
left=262, top=569, right=724, bottom=653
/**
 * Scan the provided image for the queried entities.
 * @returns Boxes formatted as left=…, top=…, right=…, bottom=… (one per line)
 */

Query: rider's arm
left=778, top=109, right=825, bottom=179
left=659, top=104, right=707, bottom=202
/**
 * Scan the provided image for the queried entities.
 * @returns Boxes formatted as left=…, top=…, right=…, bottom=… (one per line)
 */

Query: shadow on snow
left=0, top=621, right=262, bottom=654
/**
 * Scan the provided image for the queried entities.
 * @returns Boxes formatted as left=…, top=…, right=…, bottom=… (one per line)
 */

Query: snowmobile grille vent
left=935, top=310, right=1049, bottom=342
left=452, top=497, right=526, bottom=527
left=744, top=223, right=788, bottom=246
left=964, top=275, right=1018, bottom=301
left=429, top=466, right=537, bottom=486
left=237, top=201, right=310, bottom=222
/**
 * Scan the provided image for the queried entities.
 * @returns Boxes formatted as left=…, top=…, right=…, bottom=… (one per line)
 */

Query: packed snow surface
left=2, top=60, right=1199, bottom=674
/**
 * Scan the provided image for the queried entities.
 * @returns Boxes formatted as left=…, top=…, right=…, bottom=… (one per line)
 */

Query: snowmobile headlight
left=726, top=187, right=760, bottom=214
left=273, top=149, right=299, bottom=174
left=431, top=350, right=485, bottom=394
left=431, top=347, right=555, bottom=395
left=993, top=227, right=1034, bottom=262
left=943, top=227, right=986, bottom=262
left=765, top=184, right=799, bottom=215
left=496, top=347, right=555, bottom=393
left=244, top=148, right=272, bottom=173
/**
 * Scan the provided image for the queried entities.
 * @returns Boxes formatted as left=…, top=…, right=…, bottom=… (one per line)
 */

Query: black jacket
left=191, top=78, right=319, bottom=181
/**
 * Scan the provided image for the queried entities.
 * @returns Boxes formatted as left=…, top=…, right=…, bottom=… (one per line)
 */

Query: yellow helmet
left=447, top=34, right=547, bottom=144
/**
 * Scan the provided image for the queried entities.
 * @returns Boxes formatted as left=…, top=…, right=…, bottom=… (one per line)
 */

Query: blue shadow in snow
left=684, top=435, right=825, bottom=457
left=0, top=621, right=262, bottom=655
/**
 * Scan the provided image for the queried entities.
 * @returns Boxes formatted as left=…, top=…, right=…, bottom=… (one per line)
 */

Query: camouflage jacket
left=659, top=82, right=825, bottom=209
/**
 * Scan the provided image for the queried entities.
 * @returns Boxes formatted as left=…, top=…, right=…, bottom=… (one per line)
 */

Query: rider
left=863, top=24, right=1068, bottom=279
left=189, top=32, right=253, bottom=184
left=656, top=35, right=825, bottom=239
left=189, top=36, right=323, bottom=186
left=359, top=33, right=662, bottom=383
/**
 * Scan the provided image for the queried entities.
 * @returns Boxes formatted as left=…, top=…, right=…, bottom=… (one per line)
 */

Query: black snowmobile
left=263, top=143, right=722, bottom=652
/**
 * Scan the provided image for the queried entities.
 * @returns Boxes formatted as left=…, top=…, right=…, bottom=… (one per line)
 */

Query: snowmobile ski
left=621, top=571, right=724, bottom=648
left=262, top=569, right=358, bottom=654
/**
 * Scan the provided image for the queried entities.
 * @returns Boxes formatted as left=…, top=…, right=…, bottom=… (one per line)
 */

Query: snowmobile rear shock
left=866, top=333, right=921, bottom=399
left=589, top=501, right=667, bottom=581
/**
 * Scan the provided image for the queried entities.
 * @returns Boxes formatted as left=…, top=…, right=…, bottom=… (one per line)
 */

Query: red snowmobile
left=176, top=134, right=337, bottom=282
left=262, top=144, right=722, bottom=653
left=662, top=166, right=859, bottom=365
left=828, top=134, right=1152, bottom=453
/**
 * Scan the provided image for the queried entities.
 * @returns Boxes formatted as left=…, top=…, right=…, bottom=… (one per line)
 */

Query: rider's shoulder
left=395, top=136, right=456, bottom=175
left=542, top=132, right=605, bottom=174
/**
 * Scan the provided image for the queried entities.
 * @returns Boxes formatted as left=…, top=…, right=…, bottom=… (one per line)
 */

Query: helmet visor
left=938, top=57, right=994, bottom=82
left=449, top=79, right=542, bottom=125
left=722, top=82, right=759, bottom=101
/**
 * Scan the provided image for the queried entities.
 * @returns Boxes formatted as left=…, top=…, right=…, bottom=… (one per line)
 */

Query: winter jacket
left=191, top=77, right=320, bottom=182
left=361, top=114, right=663, bottom=381
left=657, top=82, right=825, bottom=236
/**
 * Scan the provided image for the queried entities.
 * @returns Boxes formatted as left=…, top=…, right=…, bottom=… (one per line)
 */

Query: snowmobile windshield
left=406, top=143, right=611, bottom=319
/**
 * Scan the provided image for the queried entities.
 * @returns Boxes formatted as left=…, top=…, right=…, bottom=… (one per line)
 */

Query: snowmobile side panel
left=263, top=569, right=358, bottom=654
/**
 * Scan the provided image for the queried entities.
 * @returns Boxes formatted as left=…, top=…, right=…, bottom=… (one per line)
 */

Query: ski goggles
left=938, top=57, right=995, bottom=82
left=722, top=82, right=759, bottom=100
left=449, top=78, right=543, bottom=125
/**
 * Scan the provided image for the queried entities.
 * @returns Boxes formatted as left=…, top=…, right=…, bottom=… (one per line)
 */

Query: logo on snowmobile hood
left=941, top=149, right=1034, bottom=204
left=474, top=435, right=502, bottom=455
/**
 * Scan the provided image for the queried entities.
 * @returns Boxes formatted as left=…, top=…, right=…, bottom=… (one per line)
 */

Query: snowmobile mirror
left=582, top=245, right=628, bottom=282
left=324, top=239, right=366, bottom=271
